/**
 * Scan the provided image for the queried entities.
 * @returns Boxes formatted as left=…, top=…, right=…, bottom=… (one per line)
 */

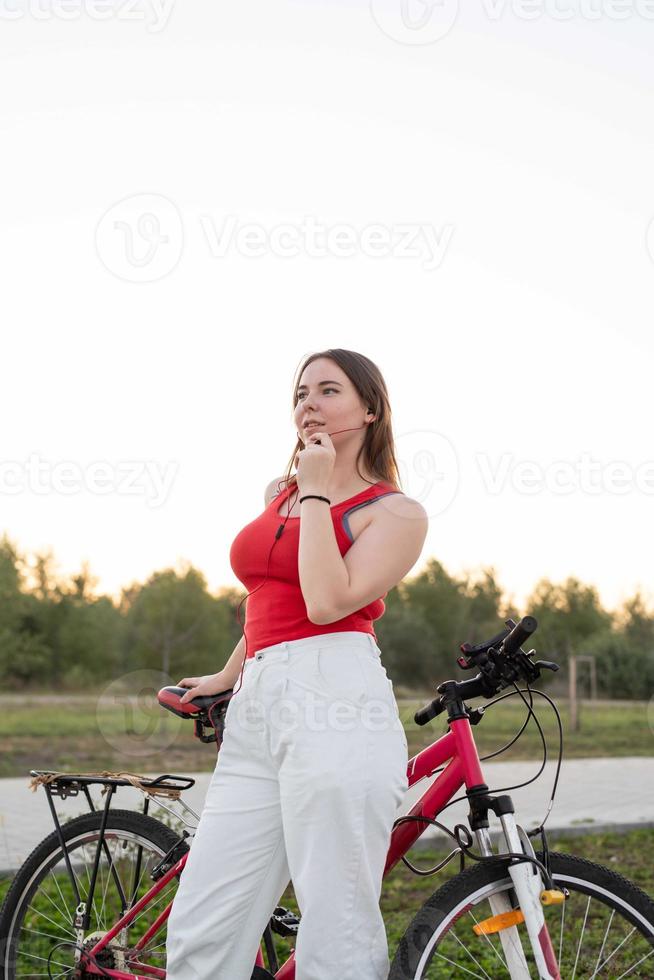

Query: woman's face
left=294, top=358, right=370, bottom=444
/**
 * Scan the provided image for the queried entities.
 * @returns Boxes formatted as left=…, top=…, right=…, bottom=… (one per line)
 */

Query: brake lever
left=512, top=650, right=560, bottom=685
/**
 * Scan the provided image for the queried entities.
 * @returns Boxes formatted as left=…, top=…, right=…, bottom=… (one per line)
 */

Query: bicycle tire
left=0, top=808, right=185, bottom=979
left=389, top=850, right=654, bottom=978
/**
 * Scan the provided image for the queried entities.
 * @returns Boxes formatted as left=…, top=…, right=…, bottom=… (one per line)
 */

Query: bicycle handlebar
left=414, top=676, right=487, bottom=726
left=502, top=615, right=537, bottom=656
left=414, top=615, right=555, bottom=726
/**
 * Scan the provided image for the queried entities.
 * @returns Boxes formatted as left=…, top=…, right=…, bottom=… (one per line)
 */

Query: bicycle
left=1, top=615, right=653, bottom=978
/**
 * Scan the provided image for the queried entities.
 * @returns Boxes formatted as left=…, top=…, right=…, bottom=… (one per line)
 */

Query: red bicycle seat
left=157, top=685, right=233, bottom=719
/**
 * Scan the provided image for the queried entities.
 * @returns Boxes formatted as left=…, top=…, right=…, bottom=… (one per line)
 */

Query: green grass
left=0, top=693, right=651, bottom=779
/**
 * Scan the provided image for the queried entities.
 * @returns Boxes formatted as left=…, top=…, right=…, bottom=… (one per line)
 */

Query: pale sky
left=2, top=0, right=653, bottom=616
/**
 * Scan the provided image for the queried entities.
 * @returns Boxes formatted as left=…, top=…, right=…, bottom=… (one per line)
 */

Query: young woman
left=166, top=349, right=428, bottom=980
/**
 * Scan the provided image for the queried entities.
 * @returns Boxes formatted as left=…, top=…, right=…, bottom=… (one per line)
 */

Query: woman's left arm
left=298, top=496, right=428, bottom=624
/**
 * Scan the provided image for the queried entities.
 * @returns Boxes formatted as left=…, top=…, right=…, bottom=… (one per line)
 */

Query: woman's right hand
left=178, top=671, right=229, bottom=705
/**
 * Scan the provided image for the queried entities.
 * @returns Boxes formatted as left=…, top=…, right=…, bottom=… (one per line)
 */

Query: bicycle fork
left=469, top=791, right=561, bottom=980
left=500, top=812, right=561, bottom=980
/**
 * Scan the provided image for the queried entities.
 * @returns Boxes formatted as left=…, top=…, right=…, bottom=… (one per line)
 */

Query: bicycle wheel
left=389, top=850, right=654, bottom=979
left=0, top=808, right=186, bottom=979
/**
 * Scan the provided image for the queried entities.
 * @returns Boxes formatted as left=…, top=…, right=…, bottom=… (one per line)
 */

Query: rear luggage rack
left=29, top=769, right=195, bottom=800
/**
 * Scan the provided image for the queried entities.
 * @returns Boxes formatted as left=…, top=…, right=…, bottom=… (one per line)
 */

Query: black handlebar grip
left=414, top=696, right=446, bottom=726
left=501, top=615, right=538, bottom=656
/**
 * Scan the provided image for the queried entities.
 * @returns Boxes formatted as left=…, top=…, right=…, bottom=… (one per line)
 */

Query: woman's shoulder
left=264, top=475, right=293, bottom=506
left=371, top=483, right=428, bottom=523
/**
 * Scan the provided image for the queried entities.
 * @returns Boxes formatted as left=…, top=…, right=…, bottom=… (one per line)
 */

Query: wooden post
left=568, top=654, right=597, bottom=732
left=590, top=657, right=597, bottom=701
left=569, top=654, right=578, bottom=732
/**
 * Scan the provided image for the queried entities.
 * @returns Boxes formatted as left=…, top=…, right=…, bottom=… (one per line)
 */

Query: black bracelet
left=299, top=494, right=332, bottom=505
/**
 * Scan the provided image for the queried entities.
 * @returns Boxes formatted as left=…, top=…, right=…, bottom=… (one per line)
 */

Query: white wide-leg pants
left=165, top=630, right=409, bottom=980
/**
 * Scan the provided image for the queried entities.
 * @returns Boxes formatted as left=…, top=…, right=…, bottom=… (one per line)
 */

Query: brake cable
left=394, top=682, right=564, bottom=883
left=393, top=811, right=558, bottom=889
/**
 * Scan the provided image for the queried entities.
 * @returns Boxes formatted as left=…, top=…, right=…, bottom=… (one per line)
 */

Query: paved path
left=1, top=757, right=653, bottom=874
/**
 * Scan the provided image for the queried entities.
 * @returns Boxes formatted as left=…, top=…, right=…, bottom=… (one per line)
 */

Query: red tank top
left=229, top=479, right=404, bottom=659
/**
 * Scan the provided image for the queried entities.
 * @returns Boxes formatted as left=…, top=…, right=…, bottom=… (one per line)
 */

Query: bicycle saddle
left=157, top=685, right=233, bottom=719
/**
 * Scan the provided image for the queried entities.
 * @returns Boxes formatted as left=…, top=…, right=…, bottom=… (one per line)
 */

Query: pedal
left=540, top=888, right=567, bottom=905
left=473, top=909, right=525, bottom=935
left=270, top=905, right=300, bottom=936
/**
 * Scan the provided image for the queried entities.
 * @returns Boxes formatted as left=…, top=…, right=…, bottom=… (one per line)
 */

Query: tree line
left=1, top=533, right=652, bottom=698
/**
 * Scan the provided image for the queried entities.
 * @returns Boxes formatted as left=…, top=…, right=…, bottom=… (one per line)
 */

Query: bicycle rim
left=1, top=810, right=182, bottom=979
left=390, top=851, right=654, bottom=979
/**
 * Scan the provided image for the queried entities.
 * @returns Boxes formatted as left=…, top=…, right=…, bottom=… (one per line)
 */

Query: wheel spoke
left=612, top=948, right=654, bottom=980
left=98, top=833, right=127, bottom=926
left=129, top=887, right=174, bottom=930
left=590, top=908, right=615, bottom=979
left=467, top=910, right=508, bottom=973
left=26, top=882, right=76, bottom=937
left=15, top=948, right=73, bottom=969
left=450, top=930, right=493, bottom=979
left=49, top=867, right=76, bottom=928
left=15, top=968, right=74, bottom=977
left=432, top=948, right=491, bottom=979
left=109, top=836, right=129, bottom=899
left=97, top=838, right=114, bottom=926
left=558, top=892, right=565, bottom=969
left=131, top=840, right=156, bottom=902
left=592, top=927, right=637, bottom=976
left=25, top=902, right=74, bottom=938
left=571, top=894, right=591, bottom=980
left=77, top=842, right=103, bottom=930
left=19, top=926, right=75, bottom=944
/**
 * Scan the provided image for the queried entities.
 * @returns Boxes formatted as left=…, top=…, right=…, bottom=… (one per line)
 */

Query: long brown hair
left=276, top=349, right=403, bottom=495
